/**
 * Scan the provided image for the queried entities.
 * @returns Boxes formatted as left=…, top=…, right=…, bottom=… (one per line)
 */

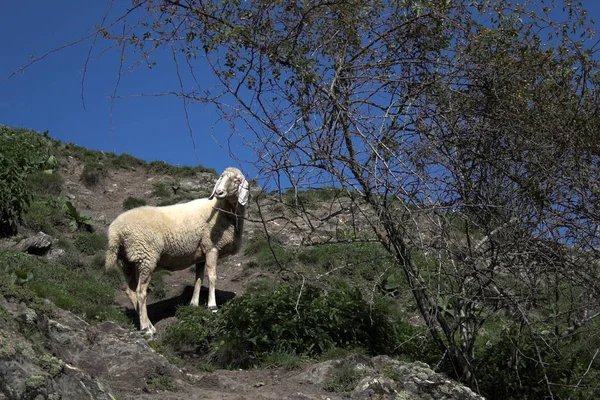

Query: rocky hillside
left=0, top=128, right=483, bottom=399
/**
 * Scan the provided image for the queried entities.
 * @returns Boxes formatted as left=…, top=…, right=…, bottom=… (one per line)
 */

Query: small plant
left=162, top=306, right=215, bottom=353
left=73, top=232, right=107, bottom=255
left=122, top=196, right=147, bottom=210
left=64, top=201, right=94, bottom=232
left=324, top=359, right=363, bottom=393
left=110, top=153, right=146, bottom=170
left=80, top=162, right=107, bottom=187
left=146, top=375, right=174, bottom=392
left=148, top=270, right=170, bottom=299
left=26, top=170, right=64, bottom=196
left=151, top=180, right=172, bottom=198
left=0, top=251, right=130, bottom=326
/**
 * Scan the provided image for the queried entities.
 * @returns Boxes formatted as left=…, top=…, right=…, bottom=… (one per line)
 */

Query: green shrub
left=110, top=153, right=146, bottom=170
left=148, top=270, right=170, bottom=299
left=26, top=170, right=64, bottom=196
left=244, top=239, right=295, bottom=269
left=162, top=306, right=215, bottom=353
left=0, top=251, right=129, bottom=325
left=80, top=162, right=107, bottom=187
left=147, top=160, right=216, bottom=177
left=58, top=143, right=102, bottom=164
left=476, top=326, right=600, bottom=400
left=64, top=200, right=94, bottom=232
left=122, top=196, right=147, bottom=210
left=152, top=180, right=172, bottom=198
left=21, top=199, right=64, bottom=233
left=73, top=232, right=107, bottom=256
left=209, top=281, right=425, bottom=368
left=0, top=127, right=51, bottom=237
left=324, top=358, right=363, bottom=392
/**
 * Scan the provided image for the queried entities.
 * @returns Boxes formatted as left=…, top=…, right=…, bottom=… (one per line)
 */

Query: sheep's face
left=209, top=167, right=249, bottom=206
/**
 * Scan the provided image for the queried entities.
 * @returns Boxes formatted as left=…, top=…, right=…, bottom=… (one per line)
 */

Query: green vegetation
left=152, top=180, right=172, bottom=198
left=147, top=160, right=216, bottom=177
left=72, top=232, right=107, bottom=256
left=80, top=161, right=108, bottom=187
left=159, top=281, right=432, bottom=369
left=0, top=127, right=53, bottom=236
left=122, top=196, right=147, bottom=210
left=110, top=153, right=146, bottom=170
left=282, top=187, right=343, bottom=209
left=26, top=170, right=64, bottom=196
left=0, top=251, right=129, bottom=326
left=244, top=238, right=295, bottom=269
left=146, top=375, right=174, bottom=392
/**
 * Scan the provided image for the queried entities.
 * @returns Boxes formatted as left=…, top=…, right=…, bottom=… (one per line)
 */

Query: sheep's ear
left=209, top=176, right=223, bottom=200
left=238, top=178, right=249, bottom=206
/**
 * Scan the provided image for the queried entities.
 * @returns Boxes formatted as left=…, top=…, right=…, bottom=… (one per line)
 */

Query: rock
left=179, top=180, right=206, bottom=193
left=47, top=308, right=184, bottom=394
left=296, top=355, right=484, bottom=400
left=0, top=295, right=115, bottom=400
left=13, top=232, right=53, bottom=255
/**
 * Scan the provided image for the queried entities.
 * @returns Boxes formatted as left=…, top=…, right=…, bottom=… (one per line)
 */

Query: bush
left=123, top=196, right=147, bottom=210
left=73, top=232, right=107, bottom=256
left=80, top=162, right=107, bottom=187
left=110, top=153, right=146, bottom=170
left=162, top=306, right=215, bottom=354
left=209, top=281, right=427, bottom=368
left=476, top=326, right=600, bottom=399
left=152, top=180, right=172, bottom=198
left=26, top=170, right=64, bottom=196
left=21, top=199, right=64, bottom=233
left=0, top=127, right=51, bottom=237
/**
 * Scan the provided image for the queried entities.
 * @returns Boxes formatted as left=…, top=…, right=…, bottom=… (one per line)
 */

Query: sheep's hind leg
left=190, top=262, right=206, bottom=307
left=122, top=260, right=139, bottom=311
left=136, top=264, right=156, bottom=335
left=206, top=249, right=219, bottom=311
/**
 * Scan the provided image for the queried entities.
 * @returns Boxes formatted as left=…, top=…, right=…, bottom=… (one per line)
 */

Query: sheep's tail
left=105, top=227, right=122, bottom=273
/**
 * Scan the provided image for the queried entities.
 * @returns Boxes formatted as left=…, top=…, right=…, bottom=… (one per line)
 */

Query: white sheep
left=105, top=167, right=249, bottom=334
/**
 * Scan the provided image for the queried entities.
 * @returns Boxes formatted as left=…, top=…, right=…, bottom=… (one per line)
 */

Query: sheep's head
left=209, top=167, right=249, bottom=206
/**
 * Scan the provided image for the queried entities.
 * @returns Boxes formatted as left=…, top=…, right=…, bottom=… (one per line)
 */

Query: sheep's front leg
left=136, top=265, right=156, bottom=335
left=190, top=261, right=206, bottom=306
left=206, top=248, right=219, bottom=310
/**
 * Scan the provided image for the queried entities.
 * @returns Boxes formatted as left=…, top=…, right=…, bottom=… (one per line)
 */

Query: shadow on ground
left=123, top=286, right=237, bottom=328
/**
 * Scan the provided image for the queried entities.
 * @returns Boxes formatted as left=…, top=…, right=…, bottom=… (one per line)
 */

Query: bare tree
left=17, top=0, right=600, bottom=396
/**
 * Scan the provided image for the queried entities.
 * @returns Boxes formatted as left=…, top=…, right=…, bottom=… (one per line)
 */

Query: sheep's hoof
left=208, top=306, right=218, bottom=313
left=142, top=326, right=156, bottom=338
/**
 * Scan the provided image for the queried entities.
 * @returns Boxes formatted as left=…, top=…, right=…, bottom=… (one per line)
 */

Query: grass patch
left=244, top=239, right=295, bottom=269
left=110, top=153, right=146, bottom=170
left=21, top=198, right=65, bottom=234
left=0, top=251, right=130, bottom=326
left=26, top=170, right=64, bottom=196
left=147, top=160, right=216, bottom=177
left=146, top=375, right=174, bottom=392
left=72, top=232, right=107, bottom=256
left=122, top=196, right=147, bottom=210
left=324, top=358, right=363, bottom=393
left=80, top=162, right=108, bottom=187
left=148, top=270, right=170, bottom=300
left=152, top=180, right=172, bottom=198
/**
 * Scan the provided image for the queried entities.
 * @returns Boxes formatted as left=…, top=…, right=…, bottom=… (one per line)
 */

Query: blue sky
left=1, top=1, right=599, bottom=177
